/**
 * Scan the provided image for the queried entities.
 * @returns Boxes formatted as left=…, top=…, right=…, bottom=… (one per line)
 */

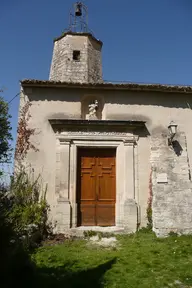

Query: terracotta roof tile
left=20, top=79, right=192, bottom=94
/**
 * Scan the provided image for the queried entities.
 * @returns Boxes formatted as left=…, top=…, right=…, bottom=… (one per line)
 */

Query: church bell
left=75, top=3, right=82, bottom=16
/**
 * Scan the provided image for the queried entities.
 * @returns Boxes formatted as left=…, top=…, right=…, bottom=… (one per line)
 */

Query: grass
left=31, top=230, right=192, bottom=288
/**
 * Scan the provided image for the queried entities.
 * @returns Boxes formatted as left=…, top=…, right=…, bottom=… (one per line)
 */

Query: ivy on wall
left=15, top=102, right=39, bottom=162
left=147, top=169, right=153, bottom=229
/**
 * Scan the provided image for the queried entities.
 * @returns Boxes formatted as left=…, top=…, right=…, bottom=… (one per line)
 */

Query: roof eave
left=20, top=80, right=192, bottom=94
left=54, top=31, right=103, bottom=46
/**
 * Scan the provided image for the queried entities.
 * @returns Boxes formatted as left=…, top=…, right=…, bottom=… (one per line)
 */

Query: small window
left=73, top=50, right=80, bottom=61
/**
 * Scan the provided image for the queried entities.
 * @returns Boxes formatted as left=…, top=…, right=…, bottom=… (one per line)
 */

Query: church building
left=18, top=3, right=192, bottom=237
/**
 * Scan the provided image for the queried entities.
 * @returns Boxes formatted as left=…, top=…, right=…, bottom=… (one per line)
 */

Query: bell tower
left=49, top=2, right=103, bottom=83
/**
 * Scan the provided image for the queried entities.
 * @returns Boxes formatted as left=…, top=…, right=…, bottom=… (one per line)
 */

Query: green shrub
left=0, top=187, right=36, bottom=287
left=6, top=169, right=51, bottom=249
left=83, top=230, right=98, bottom=239
left=146, top=206, right=153, bottom=230
left=168, top=231, right=178, bottom=237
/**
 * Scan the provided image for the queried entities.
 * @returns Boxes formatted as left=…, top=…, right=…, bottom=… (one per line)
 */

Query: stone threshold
left=69, top=226, right=125, bottom=236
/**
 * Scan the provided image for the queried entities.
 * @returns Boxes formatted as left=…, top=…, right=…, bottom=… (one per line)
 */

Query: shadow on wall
left=27, top=87, right=81, bottom=103
left=172, top=140, right=183, bottom=156
left=103, top=90, right=192, bottom=109
left=26, top=87, right=192, bottom=109
left=35, top=258, right=117, bottom=288
left=133, top=125, right=150, bottom=138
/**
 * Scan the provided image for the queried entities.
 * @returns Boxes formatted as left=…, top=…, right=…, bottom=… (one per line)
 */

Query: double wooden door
left=77, top=148, right=116, bottom=226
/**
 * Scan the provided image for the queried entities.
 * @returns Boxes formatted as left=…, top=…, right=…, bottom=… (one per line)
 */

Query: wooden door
left=77, top=148, right=116, bottom=226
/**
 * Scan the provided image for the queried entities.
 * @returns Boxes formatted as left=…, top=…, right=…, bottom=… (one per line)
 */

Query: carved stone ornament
left=88, top=100, right=98, bottom=119
left=59, top=131, right=131, bottom=136
left=56, top=130, right=138, bottom=144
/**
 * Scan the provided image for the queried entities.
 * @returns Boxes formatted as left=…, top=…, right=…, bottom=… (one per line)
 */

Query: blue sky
left=1, top=0, right=192, bottom=147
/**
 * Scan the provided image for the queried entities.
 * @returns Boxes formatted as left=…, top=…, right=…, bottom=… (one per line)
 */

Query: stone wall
left=49, top=34, right=102, bottom=83
left=151, top=131, right=192, bottom=237
left=87, top=37, right=102, bottom=83
left=20, top=86, right=192, bottom=234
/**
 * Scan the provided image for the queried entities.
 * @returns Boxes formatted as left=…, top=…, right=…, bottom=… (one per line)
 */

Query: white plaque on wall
left=157, top=173, right=168, bottom=183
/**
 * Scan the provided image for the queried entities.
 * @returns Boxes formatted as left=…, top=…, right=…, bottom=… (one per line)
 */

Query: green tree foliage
left=0, top=93, right=50, bottom=286
left=0, top=92, right=12, bottom=165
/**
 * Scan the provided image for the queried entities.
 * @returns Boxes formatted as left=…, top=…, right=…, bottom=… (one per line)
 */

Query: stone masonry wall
left=151, top=131, right=192, bottom=237
left=49, top=34, right=102, bottom=83
left=87, top=38, right=103, bottom=83
left=50, top=35, right=88, bottom=83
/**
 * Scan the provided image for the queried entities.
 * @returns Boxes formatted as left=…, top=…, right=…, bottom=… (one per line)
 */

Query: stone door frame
left=56, top=135, right=137, bottom=228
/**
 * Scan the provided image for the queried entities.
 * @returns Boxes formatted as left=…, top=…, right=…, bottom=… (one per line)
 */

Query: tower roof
left=54, top=31, right=103, bottom=46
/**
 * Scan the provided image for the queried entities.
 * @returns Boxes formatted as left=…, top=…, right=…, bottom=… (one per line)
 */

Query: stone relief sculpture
left=88, top=100, right=98, bottom=119
left=82, top=97, right=103, bottom=120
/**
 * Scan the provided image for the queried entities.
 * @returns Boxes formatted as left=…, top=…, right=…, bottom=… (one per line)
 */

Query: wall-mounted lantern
left=168, top=121, right=178, bottom=146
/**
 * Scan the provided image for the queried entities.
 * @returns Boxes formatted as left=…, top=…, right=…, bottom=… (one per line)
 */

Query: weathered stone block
left=54, top=198, right=71, bottom=233
left=124, top=199, right=138, bottom=233
left=151, top=132, right=192, bottom=237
